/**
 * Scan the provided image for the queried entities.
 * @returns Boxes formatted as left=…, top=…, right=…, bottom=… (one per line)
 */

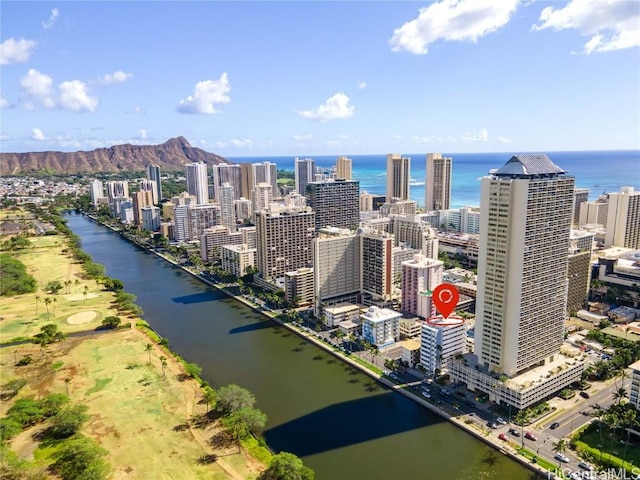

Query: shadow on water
left=228, top=321, right=275, bottom=334
left=264, top=392, right=436, bottom=457
left=172, top=292, right=217, bottom=305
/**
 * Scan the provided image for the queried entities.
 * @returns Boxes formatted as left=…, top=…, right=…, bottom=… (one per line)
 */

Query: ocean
left=228, top=150, right=640, bottom=209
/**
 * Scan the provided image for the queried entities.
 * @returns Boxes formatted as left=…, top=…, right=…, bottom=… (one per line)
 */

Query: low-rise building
left=399, top=318, right=422, bottom=339
left=284, top=267, right=314, bottom=307
left=400, top=339, right=421, bottom=368
left=323, top=304, right=361, bottom=328
left=221, top=243, right=256, bottom=279
left=420, top=316, right=466, bottom=376
left=361, top=306, right=401, bottom=348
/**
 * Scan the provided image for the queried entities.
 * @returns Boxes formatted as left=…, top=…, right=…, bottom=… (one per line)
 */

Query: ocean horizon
left=228, top=149, right=640, bottom=209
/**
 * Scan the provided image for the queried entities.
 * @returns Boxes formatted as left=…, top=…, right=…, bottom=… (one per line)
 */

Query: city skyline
left=1, top=1, right=639, bottom=156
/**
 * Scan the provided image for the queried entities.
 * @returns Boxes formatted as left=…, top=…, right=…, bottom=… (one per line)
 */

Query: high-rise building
left=212, top=164, right=242, bottom=202
left=336, top=156, right=352, bottom=180
left=295, top=158, right=316, bottom=195
left=90, top=179, right=105, bottom=206
left=605, top=186, right=640, bottom=249
left=132, top=190, right=154, bottom=227
left=146, top=164, right=163, bottom=202
left=174, top=205, right=191, bottom=243
left=401, top=253, right=444, bottom=319
left=313, top=227, right=361, bottom=313
left=579, top=199, right=609, bottom=226
left=476, top=154, right=574, bottom=377
left=449, top=154, right=584, bottom=409
left=567, top=230, right=594, bottom=314
left=572, top=188, right=589, bottom=226
left=252, top=182, right=273, bottom=214
left=361, top=306, right=401, bottom=348
left=239, top=163, right=254, bottom=199
left=360, top=228, right=394, bottom=302
left=105, top=181, right=129, bottom=201
left=391, top=213, right=438, bottom=255
left=359, top=192, right=386, bottom=212
left=380, top=199, right=417, bottom=216
left=386, top=154, right=410, bottom=201
left=306, top=179, right=360, bottom=231
left=284, top=268, right=314, bottom=307
left=189, top=204, right=221, bottom=241
left=139, top=179, right=158, bottom=205
left=185, top=162, right=209, bottom=205
left=219, top=183, right=237, bottom=232
left=255, top=205, right=315, bottom=282
left=141, top=206, right=161, bottom=232
left=200, top=225, right=243, bottom=262
left=425, top=153, right=452, bottom=211
left=235, top=197, right=252, bottom=223
left=252, top=162, right=279, bottom=197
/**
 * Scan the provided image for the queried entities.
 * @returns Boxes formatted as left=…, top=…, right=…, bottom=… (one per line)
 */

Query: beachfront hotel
left=425, top=153, right=452, bottom=211
left=386, top=153, right=411, bottom=201
left=449, top=154, right=584, bottom=409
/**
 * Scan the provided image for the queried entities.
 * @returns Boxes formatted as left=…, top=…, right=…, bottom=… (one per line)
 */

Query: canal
left=67, top=212, right=534, bottom=480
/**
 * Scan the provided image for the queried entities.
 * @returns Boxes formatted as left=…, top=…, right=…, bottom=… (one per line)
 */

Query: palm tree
left=160, top=355, right=167, bottom=379
left=35, top=294, right=40, bottom=316
left=44, top=297, right=52, bottom=320
left=621, top=408, right=637, bottom=471
left=74, top=279, right=80, bottom=293
left=145, top=343, right=153, bottom=364
left=612, top=387, right=628, bottom=405
left=83, top=285, right=89, bottom=303
left=594, top=408, right=606, bottom=464
left=64, top=377, right=71, bottom=396
left=52, top=297, right=57, bottom=317
left=606, top=412, right=620, bottom=462
left=552, top=438, right=568, bottom=468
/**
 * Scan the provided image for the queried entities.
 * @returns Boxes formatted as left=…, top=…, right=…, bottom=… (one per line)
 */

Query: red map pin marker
left=433, top=284, right=459, bottom=319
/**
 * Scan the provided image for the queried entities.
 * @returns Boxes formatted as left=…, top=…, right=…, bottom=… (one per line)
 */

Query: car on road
left=580, top=391, right=590, bottom=399
left=421, top=391, right=431, bottom=399
left=496, top=417, right=507, bottom=425
left=524, top=431, right=537, bottom=441
left=498, top=433, right=508, bottom=441
left=578, top=461, right=594, bottom=471
left=509, top=428, right=520, bottom=436
left=555, top=453, right=570, bottom=463
left=488, top=422, right=498, bottom=429
left=569, top=471, right=582, bottom=479
left=441, top=388, right=451, bottom=396
left=550, top=422, right=560, bottom=429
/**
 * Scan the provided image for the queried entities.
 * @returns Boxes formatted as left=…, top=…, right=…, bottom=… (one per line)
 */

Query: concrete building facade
left=386, top=154, right=411, bottom=201
left=306, top=179, right=360, bottom=231
left=185, top=162, right=209, bottom=205
left=361, top=306, right=401, bottom=348
left=605, top=187, right=640, bottom=249
left=401, top=254, right=444, bottom=319
left=425, top=153, right=452, bottom=211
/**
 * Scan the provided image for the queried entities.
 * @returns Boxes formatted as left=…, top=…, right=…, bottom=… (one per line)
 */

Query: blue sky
left=1, top=0, right=639, bottom=156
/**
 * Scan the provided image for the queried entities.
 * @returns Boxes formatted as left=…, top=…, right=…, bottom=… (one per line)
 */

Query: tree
left=184, top=362, right=202, bottom=379
left=46, top=280, right=64, bottom=294
left=612, top=387, right=628, bottom=405
left=49, top=404, right=89, bottom=438
left=552, top=438, right=568, bottom=468
left=52, top=297, right=57, bottom=316
left=228, top=406, right=267, bottom=449
left=51, top=436, right=111, bottom=480
left=44, top=297, right=52, bottom=319
left=34, top=294, right=40, bottom=316
left=103, top=278, right=124, bottom=292
left=145, top=343, right=153, bottom=364
left=83, top=285, right=89, bottom=303
left=203, top=388, right=216, bottom=413
left=258, top=452, right=314, bottom=480
left=65, top=377, right=71, bottom=396
left=160, top=356, right=168, bottom=379
left=101, top=316, right=121, bottom=329
left=216, top=384, right=256, bottom=415
left=621, top=407, right=637, bottom=471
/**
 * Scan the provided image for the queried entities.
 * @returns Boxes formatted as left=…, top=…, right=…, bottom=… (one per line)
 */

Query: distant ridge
left=0, top=136, right=233, bottom=175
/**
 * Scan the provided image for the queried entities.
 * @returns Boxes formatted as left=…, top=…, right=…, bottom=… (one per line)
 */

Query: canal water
left=67, top=213, right=534, bottom=480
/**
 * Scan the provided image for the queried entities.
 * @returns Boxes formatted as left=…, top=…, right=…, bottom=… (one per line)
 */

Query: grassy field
left=1, top=329, right=265, bottom=479
left=0, top=234, right=123, bottom=343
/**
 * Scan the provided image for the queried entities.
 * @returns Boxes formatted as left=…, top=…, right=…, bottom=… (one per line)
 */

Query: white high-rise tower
left=185, top=162, right=209, bottom=205
left=425, top=153, right=452, bottom=211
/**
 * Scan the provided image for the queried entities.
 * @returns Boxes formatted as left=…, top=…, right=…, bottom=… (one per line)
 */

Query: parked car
left=509, top=428, right=520, bottom=436
left=498, top=433, right=508, bottom=441
left=550, top=422, right=560, bottom=429
left=441, top=388, right=451, bottom=396
left=496, top=417, right=507, bottom=425
left=578, top=461, right=594, bottom=471
left=580, top=391, right=590, bottom=399
left=421, top=391, right=431, bottom=399
left=555, top=453, right=570, bottom=463
left=489, top=422, right=498, bottom=429
left=524, top=431, right=537, bottom=441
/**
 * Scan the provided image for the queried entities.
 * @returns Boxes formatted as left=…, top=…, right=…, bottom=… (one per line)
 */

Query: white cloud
left=462, top=127, right=489, bottom=142
left=42, top=8, right=59, bottom=29
left=137, top=128, right=147, bottom=140
left=31, top=128, right=47, bottom=141
left=58, top=80, right=98, bottom=112
left=389, top=0, right=519, bottom=54
left=496, top=135, right=512, bottom=143
left=177, top=73, right=231, bottom=114
left=532, top=0, right=640, bottom=54
left=98, top=70, right=133, bottom=85
left=20, top=69, right=56, bottom=108
left=293, top=134, right=313, bottom=141
left=0, top=96, right=10, bottom=109
left=0, top=37, right=37, bottom=65
left=299, top=92, right=355, bottom=122
left=0, top=134, right=11, bottom=141
left=357, top=81, right=367, bottom=89
left=20, top=70, right=98, bottom=112
left=230, top=138, right=253, bottom=148
left=130, top=105, right=145, bottom=115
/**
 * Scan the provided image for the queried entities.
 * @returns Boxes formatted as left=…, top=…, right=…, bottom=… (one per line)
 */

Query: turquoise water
left=229, top=150, right=640, bottom=208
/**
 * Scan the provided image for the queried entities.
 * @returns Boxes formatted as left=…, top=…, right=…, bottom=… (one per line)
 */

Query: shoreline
left=83, top=213, right=548, bottom=478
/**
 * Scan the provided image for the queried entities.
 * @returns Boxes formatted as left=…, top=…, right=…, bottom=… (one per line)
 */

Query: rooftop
left=494, top=154, right=566, bottom=178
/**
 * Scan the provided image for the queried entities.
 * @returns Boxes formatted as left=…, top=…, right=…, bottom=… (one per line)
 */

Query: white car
left=555, top=453, right=570, bottom=463
left=421, top=391, right=431, bottom=399
left=496, top=417, right=507, bottom=425
left=578, top=461, right=594, bottom=471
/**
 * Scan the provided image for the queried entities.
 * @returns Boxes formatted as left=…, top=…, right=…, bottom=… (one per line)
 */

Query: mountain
left=0, top=137, right=233, bottom=175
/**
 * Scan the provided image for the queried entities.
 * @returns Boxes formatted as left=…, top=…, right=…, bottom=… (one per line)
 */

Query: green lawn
left=574, top=421, right=640, bottom=470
